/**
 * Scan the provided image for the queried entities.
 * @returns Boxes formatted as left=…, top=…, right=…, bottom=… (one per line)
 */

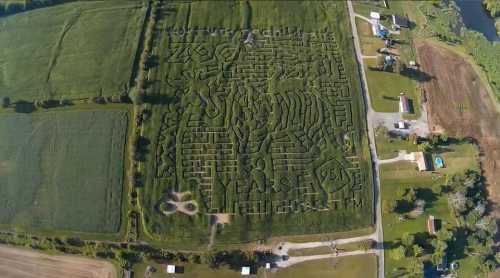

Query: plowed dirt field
left=0, top=245, right=116, bottom=278
left=416, top=42, right=500, bottom=215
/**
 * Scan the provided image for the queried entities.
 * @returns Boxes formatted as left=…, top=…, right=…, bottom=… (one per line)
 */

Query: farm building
left=427, top=215, right=437, bottom=235
left=166, top=265, right=176, bottom=274
left=392, top=14, right=409, bottom=29
left=399, top=95, right=410, bottom=113
left=241, top=266, right=251, bottom=276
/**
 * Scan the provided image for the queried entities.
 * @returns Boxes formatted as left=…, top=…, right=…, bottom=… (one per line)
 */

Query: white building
left=396, top=121, right=406, bottom=129
left=241, top=266, right=251, bottom=276
left=370, top=12, right=381, bottom=21
left=166, top=265, right=176, bottom=274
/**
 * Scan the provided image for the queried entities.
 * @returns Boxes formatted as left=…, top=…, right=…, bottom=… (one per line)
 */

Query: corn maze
left=143, top=26, right=372, bottom=244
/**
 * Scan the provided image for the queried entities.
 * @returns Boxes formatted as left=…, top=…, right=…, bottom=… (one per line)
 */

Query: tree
left=431, top=238, right=448, bottom=254
left=440, top=133, right=448, bottom=143
left=412, top=244, right=424, bottom=257
left=408, top=257, right=424, bottom=276
left=401, top=233, right=415, bottom=248
left=2, top=97, right=10, bottom=108
left=390, top=246, right=406, bottom=260
left=129, top=87, right=144, bottom=105
left=359, top=239, right=375, bottom=251
left=383, top=200, right=397, bottom=214
left=404, top=187, right=417, bottom=204
left=480, top=258, right=497, bottom=274
left=417, top=142, right=431, bottom=152
left=431, top=251, right=445, bottom=265
left=430, top=134, right=440, bottom=145
left=436, top=229, right=453, bottom=242
left=396, top=187, right=407, bottom=199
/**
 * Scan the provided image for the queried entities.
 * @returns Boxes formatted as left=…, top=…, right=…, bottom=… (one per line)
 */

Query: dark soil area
left=416, top=42, right=500, bottom=215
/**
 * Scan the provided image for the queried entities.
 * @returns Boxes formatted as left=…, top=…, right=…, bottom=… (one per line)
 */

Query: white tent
left=370, top=11, right=381, bottom=20
left=241, top=266, right=251, bottom=276
left=166, top=265, right=176, bottom=274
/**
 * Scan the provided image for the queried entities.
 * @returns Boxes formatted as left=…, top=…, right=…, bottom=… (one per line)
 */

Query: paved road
left=275, top=250, right=377, bottom=268
left=378, top=150, right=413, bottom=164
left=347, top=1, right=385, bottom=278
left=354, top=12, right=400, bottom=35
left=371, top=110, right=429, bottom=137
left=273, top=233, right=376, bottom=257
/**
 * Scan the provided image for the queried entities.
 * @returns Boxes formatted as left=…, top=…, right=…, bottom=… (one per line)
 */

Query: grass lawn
left=133, top=255, right=377, bottom=278
left=353, top=1, right=421, bottom=116
left=380, top=142, right=479, bottom=277
left=0, top=1, right=146, bottom=101
left=265, top=226, right=374, bottom=245
left=268, top=256, right=377, bottom=278
left=356, top=18, right=385, bottom=56
left=0, top=110, right=127, bottom=234
left=365, top=59, right=420, bottom=115
left=374, top=126, right=418, bottom=160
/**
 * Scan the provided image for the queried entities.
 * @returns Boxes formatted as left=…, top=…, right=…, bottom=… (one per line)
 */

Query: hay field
left=0, top=1, right=146, bottom=101
left=139, top=0, right=372, bottom=247
left=0, top=110, right=127, bottom=233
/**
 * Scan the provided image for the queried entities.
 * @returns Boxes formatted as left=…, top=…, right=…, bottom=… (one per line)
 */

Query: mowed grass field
left=134, top=255, right=376, bottom=278
left=0, top=110, right=127, bottom=233
left=139, top=0, right=372, bottom=248
left=0, top=1, right=146, bottom=101
left=364, top=60, right=420, bottom=115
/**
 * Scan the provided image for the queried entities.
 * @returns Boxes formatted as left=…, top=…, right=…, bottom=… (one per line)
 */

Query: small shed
left=427, top=215, right=436, bottom=235
left=392, top=14, right=409, bottom=29
left=241, top=266, right=251, bottom=276
left=166, top=265, right=176, bottom=274
left=399, top=95, right=410, bottom=113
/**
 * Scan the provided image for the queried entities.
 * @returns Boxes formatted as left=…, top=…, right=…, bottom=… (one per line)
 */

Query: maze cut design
left=154, top=29, right=367, bottom=217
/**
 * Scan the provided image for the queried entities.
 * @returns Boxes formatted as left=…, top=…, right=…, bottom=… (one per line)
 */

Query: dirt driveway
left=416, top=42, right=500, bottom=215
left=0, top=245, right=117, bottom=278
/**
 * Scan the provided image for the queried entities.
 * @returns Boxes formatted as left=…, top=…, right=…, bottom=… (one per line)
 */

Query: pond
left=455, top=0, right=499, bottom=41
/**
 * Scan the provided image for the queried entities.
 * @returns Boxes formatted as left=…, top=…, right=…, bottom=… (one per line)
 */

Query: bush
left=2, top=97, right=10, bottom=108
left=14, top=101, right=36, bottom=113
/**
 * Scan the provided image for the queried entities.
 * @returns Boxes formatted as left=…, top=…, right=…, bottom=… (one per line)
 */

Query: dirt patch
left=211, top=213, right=232, bottom=225
left=0, top=245, right=117, bottom=278
left=416, top=41, right=500, bottom=215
